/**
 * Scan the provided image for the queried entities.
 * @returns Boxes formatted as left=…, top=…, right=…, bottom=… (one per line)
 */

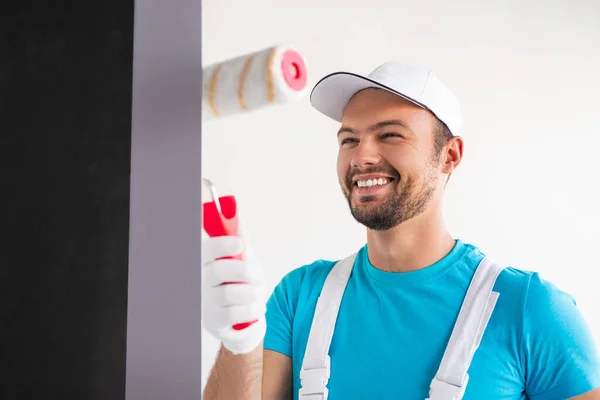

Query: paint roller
left=202, top=45, right=309, bottom=330
left=202, top=44, right=308, bottom=120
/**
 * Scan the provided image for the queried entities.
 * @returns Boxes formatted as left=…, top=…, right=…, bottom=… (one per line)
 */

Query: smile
left=355, top=178, right=391, bottom=188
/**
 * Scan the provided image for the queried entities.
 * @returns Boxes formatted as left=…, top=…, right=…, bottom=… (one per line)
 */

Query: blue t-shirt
left=264, top=239, right=600, bottom=399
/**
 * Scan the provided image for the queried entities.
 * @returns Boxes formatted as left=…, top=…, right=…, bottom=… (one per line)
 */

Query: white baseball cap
left=309, top=62, right=463, bottom=136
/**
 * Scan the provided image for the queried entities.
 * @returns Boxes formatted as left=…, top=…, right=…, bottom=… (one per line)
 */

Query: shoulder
left=268, top=247, right=364, bottom=311
left=486, top=256, right=580, bottom=326
left=496, top=264, right=579, bottom=319
left=263, top=255, right=351, bottom=357
left=494, top=265, right=582, bottom=330
left=266, top=251, right=358, bottom=318
left=469, top=244, right=592, bottom=342
left=518, top=272, right=600, bottom=396
left=274, top=257, right=338, bottom=293
left=458, top=239, right=556, bottom=304
left=275, top=247, right=362, bottom=287
left=464, top=240, right=574, bottom=310
left=494, top=265, right=538, bottom=298
left=463, top=244, right=581, bottom=334
left=520, top=270, right=582, bottom=328
left=476, top=254, right=600, bottom=394
left=460, top=242, right=537, bottom=301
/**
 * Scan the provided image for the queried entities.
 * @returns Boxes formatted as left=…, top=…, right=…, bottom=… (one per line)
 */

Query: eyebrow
left=337, top=119, right=411, bottom=136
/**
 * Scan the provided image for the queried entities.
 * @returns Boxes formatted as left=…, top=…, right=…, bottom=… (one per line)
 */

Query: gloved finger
left=234, top=216, right=258, bottom=262
left=203, top=259, right=264, bottom=287
left=209, top=282, right=265, bottom=307
left=214, top=302, right=266, bottom=329
left=202, top=236, right=243, bottom=263
left=219, top=317, right=267, bottom=349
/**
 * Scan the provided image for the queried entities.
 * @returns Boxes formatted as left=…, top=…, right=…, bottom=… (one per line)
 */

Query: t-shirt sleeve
left=522, top=272, right=600, bottom=399
left=263, top=267, right=305, bottom=358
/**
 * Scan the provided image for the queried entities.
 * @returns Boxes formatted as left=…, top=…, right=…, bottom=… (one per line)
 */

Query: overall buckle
left=298, top=355, right=331, bottom=399
left=427, top=374, right=469, bottom=400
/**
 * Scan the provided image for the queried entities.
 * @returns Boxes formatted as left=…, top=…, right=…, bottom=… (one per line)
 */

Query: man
left=202, top=62, right=600, bottom=399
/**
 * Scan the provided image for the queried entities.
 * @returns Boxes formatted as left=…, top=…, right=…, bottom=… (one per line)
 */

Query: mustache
left=346, top=166, right=400, bottom=187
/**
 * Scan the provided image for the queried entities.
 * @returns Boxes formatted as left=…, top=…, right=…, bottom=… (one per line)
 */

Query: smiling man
left=202, top=63, right=600, bottom=400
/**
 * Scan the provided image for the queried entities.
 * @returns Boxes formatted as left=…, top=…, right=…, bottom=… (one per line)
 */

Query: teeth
left=357, top=178, right=389, bottom=187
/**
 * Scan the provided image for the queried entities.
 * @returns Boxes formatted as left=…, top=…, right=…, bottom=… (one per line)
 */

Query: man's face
left=336, top=88, right=444, bottom=231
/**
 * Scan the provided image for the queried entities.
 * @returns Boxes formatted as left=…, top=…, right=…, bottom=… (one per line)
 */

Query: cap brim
left=309, top=72, right=427, bottom=122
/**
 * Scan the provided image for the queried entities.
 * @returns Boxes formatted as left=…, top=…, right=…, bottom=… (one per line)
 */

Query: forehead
left=341, top=88, right=433, bottom=133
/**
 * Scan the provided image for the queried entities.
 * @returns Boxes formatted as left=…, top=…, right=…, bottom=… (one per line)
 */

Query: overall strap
left=298, top=253, right=357, bottom=400
left=427, top=257, right=505, bottom=400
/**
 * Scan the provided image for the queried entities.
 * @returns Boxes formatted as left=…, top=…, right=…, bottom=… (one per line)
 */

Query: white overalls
left=298, top=252, right=505, bottom=400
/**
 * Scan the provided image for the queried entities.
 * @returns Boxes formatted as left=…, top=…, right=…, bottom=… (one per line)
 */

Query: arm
left=262, top=264, right=312, bottom=399
left=571, top=388, right=600, bottom=399
left=262, top=349, right=293, bottom=400
left=201, top=233, right=270, bottom=399
left=203, top=346, right=293, bottom=400
left=522, top=273, right=600, bottom=399
left=203, top=344, right=263, bottom=400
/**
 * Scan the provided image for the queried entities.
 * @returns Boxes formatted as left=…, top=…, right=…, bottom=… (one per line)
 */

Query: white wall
left=201, top=0, right=600, bottom=388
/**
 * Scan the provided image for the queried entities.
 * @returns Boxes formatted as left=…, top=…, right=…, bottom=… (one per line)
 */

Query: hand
left=201, top=227, right=267, bottom=355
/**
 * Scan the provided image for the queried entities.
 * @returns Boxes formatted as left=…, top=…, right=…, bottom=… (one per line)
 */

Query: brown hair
left=433, top=118, right=454, bottom=161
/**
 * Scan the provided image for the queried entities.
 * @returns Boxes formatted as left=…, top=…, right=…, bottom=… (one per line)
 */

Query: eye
left=381, top=132, right=403, bottom=139
left=340, top=137, right=358, bottom=146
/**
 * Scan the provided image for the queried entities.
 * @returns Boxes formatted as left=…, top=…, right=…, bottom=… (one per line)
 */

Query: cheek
left=336, top=152, right=348, bottom=180
left=381, top=148, right=418, bottom=174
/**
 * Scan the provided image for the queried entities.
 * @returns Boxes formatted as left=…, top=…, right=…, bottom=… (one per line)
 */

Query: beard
left=341, top=165, right=438, bottom=231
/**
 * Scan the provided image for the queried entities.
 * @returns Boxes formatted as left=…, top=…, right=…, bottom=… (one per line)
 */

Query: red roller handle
left=203, top=182, right=258, bottom=331
left=203, top=195, right=241, bottom=258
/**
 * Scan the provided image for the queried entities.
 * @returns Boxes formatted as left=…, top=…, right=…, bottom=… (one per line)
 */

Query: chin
left=353, top=192, right=385, bottom=205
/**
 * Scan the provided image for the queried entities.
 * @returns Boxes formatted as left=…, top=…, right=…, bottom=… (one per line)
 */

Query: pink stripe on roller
left=280, top=49, right=307, bottom=91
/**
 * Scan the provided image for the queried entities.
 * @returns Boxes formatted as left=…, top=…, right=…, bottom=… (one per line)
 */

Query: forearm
left=203, top=343, right=263, bottom=400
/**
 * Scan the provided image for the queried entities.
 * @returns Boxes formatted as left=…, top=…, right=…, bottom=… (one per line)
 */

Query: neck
left=366, top=207, right=455, bottom=273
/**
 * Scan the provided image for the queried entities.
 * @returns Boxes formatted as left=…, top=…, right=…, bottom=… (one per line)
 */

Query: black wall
left=1, top=3, right=134, bottom=399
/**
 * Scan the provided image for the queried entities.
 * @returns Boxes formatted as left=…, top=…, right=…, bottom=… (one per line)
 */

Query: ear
left=441, top=136, right=464, bottom=174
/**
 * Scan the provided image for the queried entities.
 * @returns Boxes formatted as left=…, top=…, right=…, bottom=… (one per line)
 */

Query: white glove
left=201, top=228, right=267, bottom=355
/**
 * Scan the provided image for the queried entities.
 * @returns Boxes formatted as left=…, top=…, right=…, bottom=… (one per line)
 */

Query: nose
left=350, top=137, right=381, bottom=169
